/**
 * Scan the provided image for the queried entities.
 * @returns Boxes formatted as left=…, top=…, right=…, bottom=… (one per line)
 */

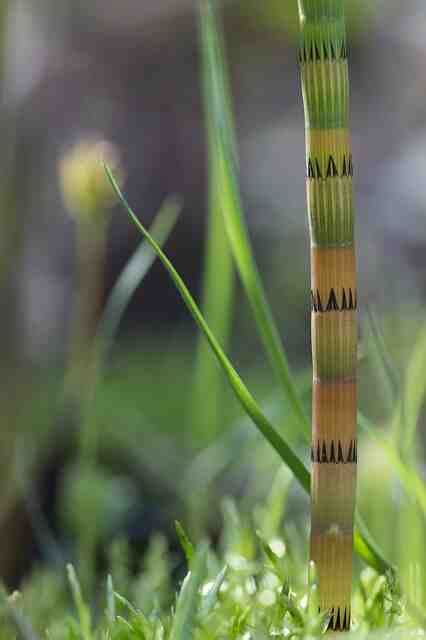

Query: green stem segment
left=298, top=1, right=357, bottom=632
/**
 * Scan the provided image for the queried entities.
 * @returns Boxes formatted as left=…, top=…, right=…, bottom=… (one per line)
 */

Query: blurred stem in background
left=68, top=217, right=109, bottom=426
left=59, top=140, right=120, bottom=419
left=59, top=138, right=122, bottom=590
left=59, top=140, right=182, bottom=592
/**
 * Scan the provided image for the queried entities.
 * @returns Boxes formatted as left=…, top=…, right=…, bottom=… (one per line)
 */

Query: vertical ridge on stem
left=297, top=0, right=357, bottom=631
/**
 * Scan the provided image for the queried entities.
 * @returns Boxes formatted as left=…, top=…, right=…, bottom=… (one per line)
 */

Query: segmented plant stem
left=297, top=0, right=357, bottom=632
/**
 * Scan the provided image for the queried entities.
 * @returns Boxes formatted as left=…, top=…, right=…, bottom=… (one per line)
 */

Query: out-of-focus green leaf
left=359, top=412, right=426, bottom=517
left=99, top=195, right=182, bottom=356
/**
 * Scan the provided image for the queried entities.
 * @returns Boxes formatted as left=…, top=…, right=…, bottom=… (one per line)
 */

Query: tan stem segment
left=297, top=1, right=358, bottom=630
left=310, top=245, right=357, bottom=634
left=308, top=179, right=357, bottom=630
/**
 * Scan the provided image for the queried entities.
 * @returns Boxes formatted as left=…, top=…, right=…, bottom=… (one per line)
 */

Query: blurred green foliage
left=0, top=486, right=420, bottom=638
left=237, top=0, right=379, bottom=38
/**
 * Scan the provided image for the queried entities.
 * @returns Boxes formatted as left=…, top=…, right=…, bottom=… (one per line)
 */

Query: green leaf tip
left=175, top=520, right=195, bottom=564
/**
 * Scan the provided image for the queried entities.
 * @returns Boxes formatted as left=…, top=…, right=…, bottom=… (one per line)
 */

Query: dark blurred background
left=0, top=0, right=425, bottom=587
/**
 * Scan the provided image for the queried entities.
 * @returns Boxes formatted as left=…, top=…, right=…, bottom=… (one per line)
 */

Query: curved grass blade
left=107, top=165, right=394, bottom=574
left=98, top=195, right=182, bottom=356
left=169, top=543, right=208, bottom=640
left=106, top=164, right=310, bottom=492
left=199, top=0, right=308, bottom=436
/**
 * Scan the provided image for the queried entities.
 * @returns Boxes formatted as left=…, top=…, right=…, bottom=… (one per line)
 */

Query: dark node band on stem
left=311, top=439, right=357, bottom=464
left=299, top=40, right=348, bottom=65
left=307, top=154, right=353, bottom=180
left=324, top=606, right=351, bottom=632
left=310, top=288, right=357, bottom=313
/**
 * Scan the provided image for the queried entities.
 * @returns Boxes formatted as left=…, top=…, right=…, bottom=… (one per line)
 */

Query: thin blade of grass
left=199, top=564, right=227, bottom=619
left=169, top=543, right=208, bottom=640
left=107, top=165, right=393, bottom=574
left=67, top=564, right=92, bottom=640
left=106, top=575, right=115, bottom=623
left=199, top=0, right=308, bottom=436
left=175, top=520, right=195, bottom=565
left=105, top=164, right=310, bottom=493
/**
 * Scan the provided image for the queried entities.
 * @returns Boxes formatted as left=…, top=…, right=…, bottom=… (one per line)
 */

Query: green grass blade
left=354, top=516, right=394, bottom=576
left=175, top=521, right=195, bottom=565
left=105, top=164, right=310, bottom=493
left=106, top=575, right=115, bottom=623
left=199, top=565, right=228, bottom=619
left=106, top=166, right=395, bottom=574
left=67, top=564, right=92, bottom=640
left=169, top=543, right=208, bottom=640
left=199, top=0, right=308, bottom=436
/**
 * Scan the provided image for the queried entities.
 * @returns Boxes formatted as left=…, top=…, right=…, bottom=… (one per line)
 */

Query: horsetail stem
left=297, top=1, right=357, bottom=632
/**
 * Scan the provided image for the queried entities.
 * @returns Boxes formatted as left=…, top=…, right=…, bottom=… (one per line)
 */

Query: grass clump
left=0, top=493, right=419, bottom=639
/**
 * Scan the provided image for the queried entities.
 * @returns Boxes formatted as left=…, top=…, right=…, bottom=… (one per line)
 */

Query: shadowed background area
left=0, top=0, right=425, bottom=591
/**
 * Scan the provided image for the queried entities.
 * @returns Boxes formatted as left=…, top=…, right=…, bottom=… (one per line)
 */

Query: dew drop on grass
left=269, top=538, right=286, bottom=558
left=258, top=589, right=277, bottom=607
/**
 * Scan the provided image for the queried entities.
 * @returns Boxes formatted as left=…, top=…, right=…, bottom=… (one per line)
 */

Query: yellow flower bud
left=59, top=138, right=123, bottom=223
